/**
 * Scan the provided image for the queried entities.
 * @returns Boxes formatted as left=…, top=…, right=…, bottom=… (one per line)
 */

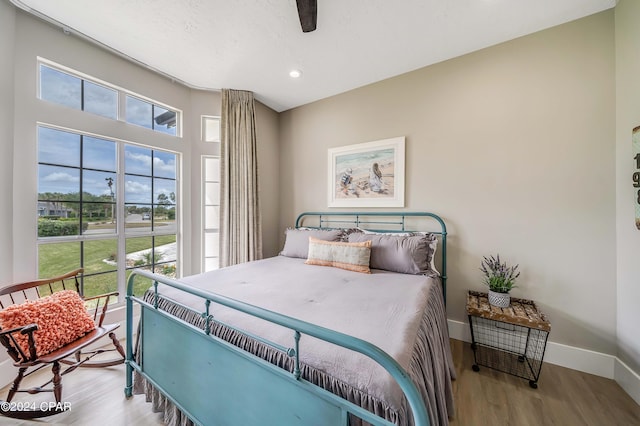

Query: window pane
left=125, top=205, right=152, bottom=233
left=39, top=65, right=81, bottom=110
left=154, top=262, right=176, bottom=277
left=126, top=96, right=152, bottom=129
left=155, top=234, right=177, bottom=258
left=83, top=170, right=116, bottom=199
left=204, top=232, right=219, bottom=257
left=205, top=206, right=219, bottom=229
left=204, top=157, right=220, bottom=181
left=154, top=205, right=176, bottom=232
left=126, top=205, right=152, bottom=220
left=154, top=151, right=176, bottom=179
left=82, top=272, right=117, bottom=299
left=38, top=200, right=77, bottom=219
left=125, top=175, right=152, bottom=203
left=83, top=203, right=116, bottom=234
left=37, top=205, right=82, bottom=237
left=38, top=165, right=80, bottom=201
left=84, top=81, right=117, bottom=119
left=84, top=136, right=116, bottom=171
left=204, top=257, right=219, bottom=272
left=154, top=106, right=177, bottom=136
left=154, top=179, right=175, bottom=205
left=83, top=169, right=116, bottom=235
left=126, top=270, right=154, bottom=297
left=84, top=239, right=117, bottom=274
left=39, top=241, right=80, bottom=277
left=125, top=145, right=152, bottom=175
left=38, top=127, right=80, bottom=167
left=156, top=238, right=177, bottom=264
left=203, top=117, right=220, bottom=142
left=126, top=236, right=175, bottom=268
left=205, top=182, right=220, bottom=205
left=126, top=236, right=154, bottom=268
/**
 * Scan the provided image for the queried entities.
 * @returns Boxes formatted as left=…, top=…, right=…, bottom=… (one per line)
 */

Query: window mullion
left=79, top=241, right=85, bottom=294
left=116, top=141, right=127, bottom=302
left=118, top=88, right=126, bottom=122
left=79, top=135, right=84, bottom=239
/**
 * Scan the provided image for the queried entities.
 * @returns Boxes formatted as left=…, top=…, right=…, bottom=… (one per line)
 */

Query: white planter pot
left=488, top=290, right=510, bottom=308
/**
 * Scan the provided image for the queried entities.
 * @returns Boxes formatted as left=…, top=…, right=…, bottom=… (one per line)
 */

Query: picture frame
left=633, top=126, right=640, bottom=230
left=328, top=136, right=405, bottom=208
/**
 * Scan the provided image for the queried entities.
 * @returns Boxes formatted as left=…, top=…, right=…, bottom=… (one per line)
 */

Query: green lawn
left=39, top=234, right=176, bottom=298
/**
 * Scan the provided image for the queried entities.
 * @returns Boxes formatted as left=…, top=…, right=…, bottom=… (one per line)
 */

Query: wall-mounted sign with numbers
left=634, top=126, right=640, bottom=230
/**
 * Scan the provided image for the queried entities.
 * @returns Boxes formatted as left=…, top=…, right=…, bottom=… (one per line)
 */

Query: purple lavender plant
left=480, top=254, right=520, bottom=294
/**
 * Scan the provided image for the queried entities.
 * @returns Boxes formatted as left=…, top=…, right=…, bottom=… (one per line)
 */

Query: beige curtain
left=219, top=89, right=262, bottom=267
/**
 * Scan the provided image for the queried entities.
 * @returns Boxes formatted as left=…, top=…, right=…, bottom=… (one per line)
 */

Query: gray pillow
left=280, top=228, right=344, bottom=259
left=348, top=233, right=437, bottom=275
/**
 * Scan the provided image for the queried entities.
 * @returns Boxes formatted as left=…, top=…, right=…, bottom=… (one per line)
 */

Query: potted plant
left=480, top=254, right=520, bottom=308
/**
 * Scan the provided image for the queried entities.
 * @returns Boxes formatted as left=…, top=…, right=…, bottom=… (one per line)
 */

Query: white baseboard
left=544, top=340, right=616, bottom=379
left=448, top=319, right=640, bottom=404
left=615, top=357, right=640, bottom=406
left=448, top=318, right=472, bottom=343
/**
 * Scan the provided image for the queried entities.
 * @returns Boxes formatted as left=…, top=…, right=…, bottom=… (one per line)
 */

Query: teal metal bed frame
left=295, top=211, right=447, bottom=302
left=125, top=211, right=447, bottom=426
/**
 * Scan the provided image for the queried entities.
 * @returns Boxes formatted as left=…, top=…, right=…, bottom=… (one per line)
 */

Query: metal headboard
left=295, top=212, right=448, bottom=303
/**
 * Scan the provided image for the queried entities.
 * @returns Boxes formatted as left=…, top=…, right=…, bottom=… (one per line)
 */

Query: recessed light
left=289, top=69, right=302, bottom=78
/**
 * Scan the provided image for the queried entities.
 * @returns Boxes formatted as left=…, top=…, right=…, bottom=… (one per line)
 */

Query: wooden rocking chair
left=0, top=268, right=125, bottom=419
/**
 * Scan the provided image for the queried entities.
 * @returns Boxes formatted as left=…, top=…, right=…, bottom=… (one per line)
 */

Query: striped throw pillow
left=305, top=237, right=372, bottom=273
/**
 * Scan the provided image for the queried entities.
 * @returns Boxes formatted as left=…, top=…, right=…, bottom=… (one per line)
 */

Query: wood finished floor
left=449, top=339, right=640, bottom=426
left=1, top=339, right=639, bottom=425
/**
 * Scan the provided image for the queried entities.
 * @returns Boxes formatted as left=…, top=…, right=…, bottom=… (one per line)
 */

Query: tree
left=154, top=192, right=176, bottom=220
left=157, top=193, right=170, bottom=205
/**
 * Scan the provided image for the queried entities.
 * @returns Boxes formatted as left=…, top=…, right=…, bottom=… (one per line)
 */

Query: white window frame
left=37, top=57, right=183, bottom=138
left=36, top=57, right=184, bottom=304
left=202, top=155, right=220, bottom=271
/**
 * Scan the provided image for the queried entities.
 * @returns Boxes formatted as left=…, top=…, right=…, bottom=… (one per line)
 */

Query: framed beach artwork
left=328, top=136, right=405, bottom=208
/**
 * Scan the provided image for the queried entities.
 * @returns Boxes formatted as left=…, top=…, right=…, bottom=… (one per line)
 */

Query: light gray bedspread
left=133, top=256, right=455, bottom=426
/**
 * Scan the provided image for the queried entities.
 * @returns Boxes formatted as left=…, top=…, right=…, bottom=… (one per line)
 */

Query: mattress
left=133, top=256, right=455, bottom=425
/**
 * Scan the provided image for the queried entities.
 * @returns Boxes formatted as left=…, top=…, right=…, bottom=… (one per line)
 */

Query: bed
left=125, top=212, right=455, bottom=426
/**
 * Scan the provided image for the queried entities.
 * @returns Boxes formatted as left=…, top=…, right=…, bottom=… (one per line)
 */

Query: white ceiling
left=12, top=0, right=616, bottom=112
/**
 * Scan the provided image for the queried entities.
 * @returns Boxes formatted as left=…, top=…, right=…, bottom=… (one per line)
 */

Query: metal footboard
left=124, top=269, right=430, bottom=426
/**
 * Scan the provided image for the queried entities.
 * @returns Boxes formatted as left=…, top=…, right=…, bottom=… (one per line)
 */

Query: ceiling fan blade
left=296, top=0, right=317, bottom=33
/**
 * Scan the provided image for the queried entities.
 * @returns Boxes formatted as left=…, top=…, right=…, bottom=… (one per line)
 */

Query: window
left=38, top=60, right=181, bottom=136
left=202, top=156, right=220, bottom=271
left=36, top=59, right=182, bottom=301
left=37, top=126, right=178, bottom=298
left=39, top=64, right=117, bottom=120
